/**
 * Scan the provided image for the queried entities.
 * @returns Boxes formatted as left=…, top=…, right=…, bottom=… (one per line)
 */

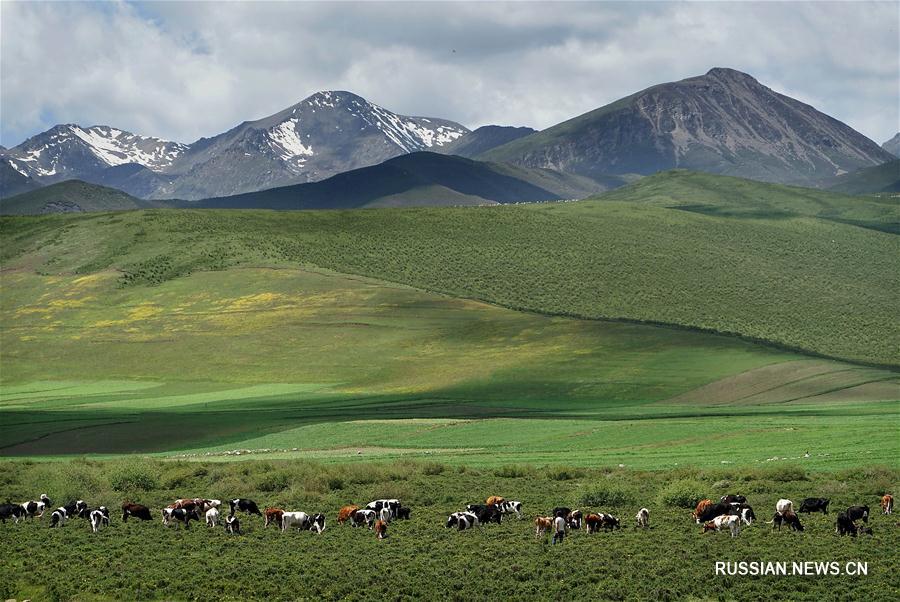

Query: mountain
left=185, top=151, right=607, bottom=209
left=883, top=133, right=900, bottom=157
left=3, top=92, right=468, bottom=200
left=480, top=68, right=894, bottom=186
left=827, top=159, right=900, bottom=195
left=437, top=125, right=537, bottom=158
left=0, top=180, right=165, bottom=215
left=1, top=160, right=42, bottom=198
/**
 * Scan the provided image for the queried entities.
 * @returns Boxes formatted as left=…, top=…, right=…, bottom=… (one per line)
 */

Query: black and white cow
left=162, top=507, right=200, bottom=528
left=225, top=515, right=241, bottom=534
left=0, top=502, right=25, bottom=524
left=281, top=511, right=326, bottom=534
left=494, top=500, right=523, bottom=519
left=90, top=507, right=110, bottom=533
left=228, top=498, right=262, bottom=517
left=21, top=494, right=51, bottom=520
left=351, top=509, right=376, bottom=529
left=465, top=504, right=501, bottom=525
left=845, top=505, right=869, bottom=523
left=63, top=500, right=88, bottom=518
left=49, top=507, right=69, bottom=528
left=727, top=503, right=757, bottom=526
left=366, top=499, right=401, bottom=520
left=446, top=511, right=479, bottom=531
left=720, top=495, right=747, bottom=505
left=798, top=498, right=830, bottom=514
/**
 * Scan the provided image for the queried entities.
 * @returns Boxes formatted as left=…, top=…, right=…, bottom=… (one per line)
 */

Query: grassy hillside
left=186, top=152, right=606, bottom=210
left=827, top=159, right=900, bottom=195
left=2, top=171, right=896, bottom=366
left=1, top=460, right=897, bottom=601
left=0, top=180, right=162, bottom=215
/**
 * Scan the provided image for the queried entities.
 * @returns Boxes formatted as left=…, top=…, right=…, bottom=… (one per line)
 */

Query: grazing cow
left=366, top=499, right=401, bottom=520
left=170, top=498, right=202, bottom=514
left=49, top=507, right=68, bottom=528
left=121, top=503, right=152, bottom=522
left=692, top=499, right=714, bottom=522
left=486, top=496, right=505, bottom=506
left=775, top=499, right=794, bottom=515
left=90, top=507, right=110, bottom=533
left=835, top=512, right=858, bottom=537
left=566, top=510, right=583, bottom=530
left=337, top=505, right=359, bottom=526
left=225, top=515, right=241, bottom=534
left=494, top=500, right=523, bottom=519
left=696, top=503, right=732, bottom=524
left=703, top=514, right=741, bottom=538
left=635, top=508, right=650, bottom=529
left=395, top=506, right=411, bottom=520
left=229, top=498, right=262, bottom=517
left=0, top=502, right=26, bottom=524
left=466, top=504, right=502, bottom=525
left=771, top=511, right=804, bottom=532
left=552, top=507, right=572, bottom=519
left=201, top=499, right=221, bottom=513
left=720, top=495, right=747, bottom=505
left=351, top=509, right=376, bottom=529
left=600, top=514, right=621, bottom=530
left=534, top=516, right=552, bottom=538
left=798, top=498, right=830, bottom=514
left=730, top=504, right=756, bottom=526
left=585, top=513, right=603, bottom=533
left=375, top=519, right=387, bottom=539
left=21, top=494, right=51, bottom=520
left=552, top=515, right=567, bottom=544
left=163, top=507, right=200, bottom=528
left=281, top=511, right=326, bottom=534
left=845, top=506, right=869, bottom=523
left=446, top=512, right=479, bottom=531
left=206, top=507, right=220, bottom=527
left=882, top=494, right=894, bottom=515
left=378, top=507, right=393, bottom=523
left=264, top=507, right=285, bottom=528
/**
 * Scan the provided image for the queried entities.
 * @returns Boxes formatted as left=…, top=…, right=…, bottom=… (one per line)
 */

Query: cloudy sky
left=1, top=1, right=897, bottom=148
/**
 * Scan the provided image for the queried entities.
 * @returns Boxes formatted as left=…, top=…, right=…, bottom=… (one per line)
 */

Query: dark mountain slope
left=437, top=125, right=537, bottom=158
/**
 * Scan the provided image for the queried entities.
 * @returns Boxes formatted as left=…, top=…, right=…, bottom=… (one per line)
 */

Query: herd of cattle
left=0, top=492, right=893, bottom=541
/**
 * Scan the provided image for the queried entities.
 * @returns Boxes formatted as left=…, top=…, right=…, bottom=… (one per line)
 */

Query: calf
left=264, top=507, right=285, bottom=528
left=90, top=507, right=110, bottom=533
left=0, top=502, right=26, bottom=524
left=798, top=498, right=830, bottom=514
left=635, top=508, right=650, bottom=529
left=882, top=494, right=894, bottom=515
left=225, top=515, right=241, bottom=534
left=835, top=512, right=858, bottom=537
left=121, top=502, right=152, bottom=522
left=206, top=507, right=220, bottom=527
left=696, top=502, right=732, bottom=524
left=162, top=507, right=200, bottom=528
left=351, top=509, right=376, bottom=529
left=692, top=499, right=713, bottom=523
left=466, top=504, right=501, bottom=525
left=845, top=505, right=869, bottom=523
left=534, top=516, right=552, bottom=537
left=494, top=500, right=522, bottom=519
left=720, top=495, right=747, bottom=505
left=337, top=505, right=359, bottom=526
left=375, top=519, right=388, bottom=539
left=703, top=514, right=741, bottom=537
left=229, top=498, right=262, bottom=517
left=771, top=511, right=804, bottom=532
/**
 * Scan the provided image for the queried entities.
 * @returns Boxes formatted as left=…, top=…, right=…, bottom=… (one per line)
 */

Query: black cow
left=0, top=502, right=25, bottom=523
left=845, top=506, right=869, bottom=523
left=835, top=512, right=858, bottom=537
left=63, top=500, right=87, bottom=517
left=395, top=506, right=411, bottom=520
left=720, top=495, right=747, bottom=505
left=466, top=504, right=501, bottom=525
left=771, top=511, right=804, bottom=532
left=229, top=498, right=262, bottom=517
left=552, top=507, right=572, bottom=519
left=122, top=502, right=152, bottom=521
left=798, top=498, right=830, bottom=514
left=697, top=503, right=732, bottom=523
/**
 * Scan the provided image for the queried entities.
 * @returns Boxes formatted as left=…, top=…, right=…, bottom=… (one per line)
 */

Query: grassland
left=2, top=171, right=897, bottom=367
left=1, top=460, right=897, bottom=601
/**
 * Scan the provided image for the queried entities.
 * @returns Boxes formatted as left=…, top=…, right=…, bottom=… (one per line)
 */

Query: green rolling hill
left=826, top=159, right=900, bottom=195
left=0, top=180, right=164, bottom=215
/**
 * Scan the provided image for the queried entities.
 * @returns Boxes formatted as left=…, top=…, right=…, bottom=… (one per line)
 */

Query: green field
left=1, top=460, right=897, bottom=601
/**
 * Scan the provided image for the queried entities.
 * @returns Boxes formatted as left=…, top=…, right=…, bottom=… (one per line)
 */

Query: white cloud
left=1, top=1, right=897, bottom=147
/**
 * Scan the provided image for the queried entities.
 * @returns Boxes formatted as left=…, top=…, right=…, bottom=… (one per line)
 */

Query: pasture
left=0, top=460, right=897, bottom=601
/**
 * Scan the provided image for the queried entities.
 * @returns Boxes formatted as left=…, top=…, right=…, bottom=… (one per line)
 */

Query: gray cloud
left=1, top=1, right=897, bottom=147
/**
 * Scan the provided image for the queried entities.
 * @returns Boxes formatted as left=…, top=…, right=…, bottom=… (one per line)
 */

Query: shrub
left=580, top=483, right=634, bottom=507
left=421, top=462, right=446, bottom=476
left=257, top=471, right=291, bottom=492
left=657, top=479, right=707, bottom=508
left=109, top=463, right=159, bottom=492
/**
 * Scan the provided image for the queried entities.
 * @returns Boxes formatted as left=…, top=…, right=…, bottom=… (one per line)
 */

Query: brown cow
left=337, top=505, right=359, bottom=525
left=534, top=516, right=552, bottom=538
left=169, top=498, right=202, bottom=513
left=264, top=507, right=284, bottom=528
left=486, top=496, right=505, bottom=506
left=584, top=513, right=603, bottom=533
left=692, top=499, right=713, bottom=522
left=882, top=494, right=893, bottom=515
left=121, top=502, right=152, bottom=521
left=375, top=519, right=387, bottom=539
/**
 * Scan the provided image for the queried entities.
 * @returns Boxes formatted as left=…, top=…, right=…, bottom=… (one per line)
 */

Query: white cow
left=775, top=499, right=794, bottom=515
left=704, top=514, right=741, bottom=537
left=635, top=507, right=650, bottom=529
left=206, top=507, right=220, bottom=527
